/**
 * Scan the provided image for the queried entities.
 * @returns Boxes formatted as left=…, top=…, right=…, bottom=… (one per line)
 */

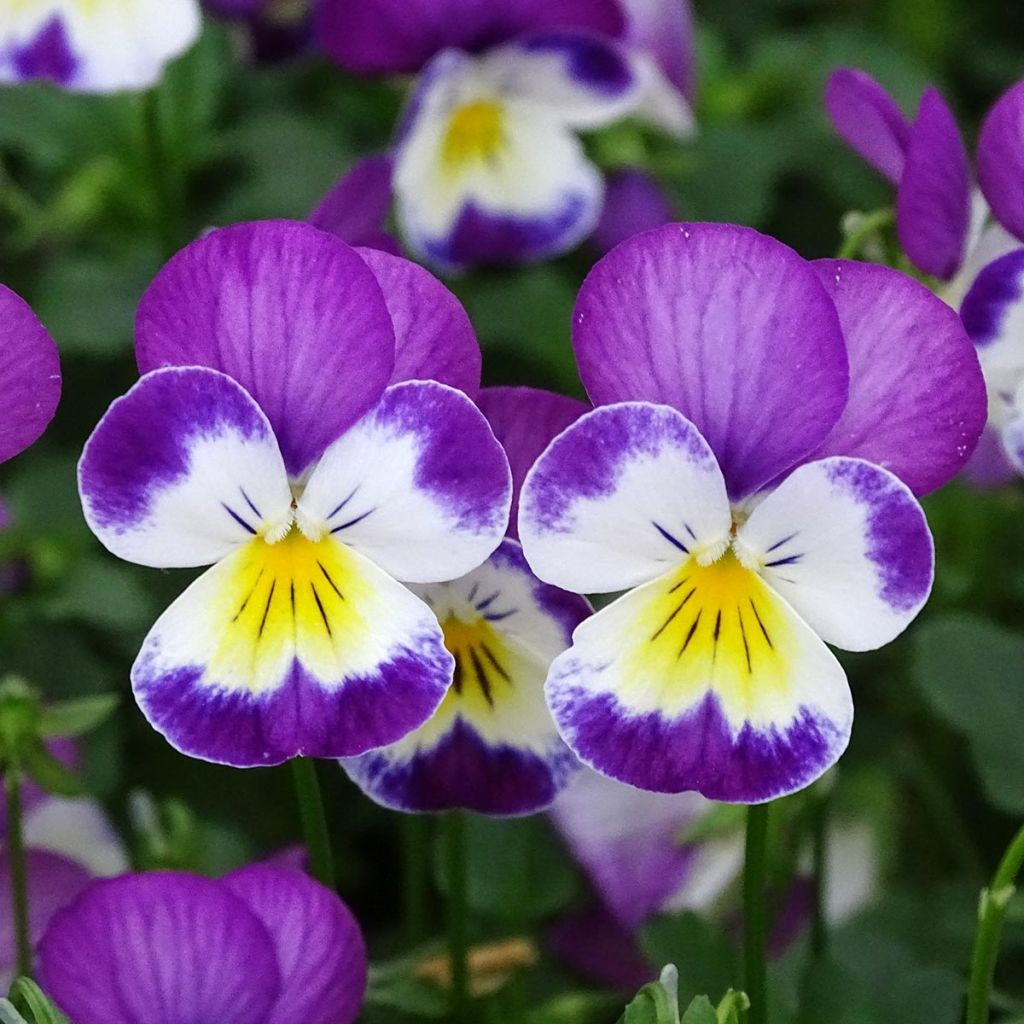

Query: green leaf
left=8, top=980, right=70, bottom=1024
left=525, top=992, right=620, bottom=1024
left=620, top=979, right=679, bottom=1024
left=21, top=739, right=83, bottom=797
left=0, top=1000, right=30, bottom=1024
left=365, top=957, right=450, bottom=1019
left=38, top=694, right=118, bottom=739
left=680, top=995, right=717, bottom=1024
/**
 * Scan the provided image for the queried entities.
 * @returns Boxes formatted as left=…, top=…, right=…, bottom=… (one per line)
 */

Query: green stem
left=837, top=208, right=895, bottom=260
left=289, top=758, right=335, bottom=889
left=444, top=811, right=470, bottom=1023
left=5, top=768, right=32, bottom=980
left=965, top=824, right=1024, bottom=1024
left=744, top=803, right=769, bottom=1024
left=809, top=791, right=829, bottom=959
left=141, top=89, right=178, bottom=258
left=401, top=815, right=431, bottom=945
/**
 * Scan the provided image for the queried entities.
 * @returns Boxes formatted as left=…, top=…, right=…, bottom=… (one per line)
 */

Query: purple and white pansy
left=38, top=865, right=367, bottom=1024
left=343, top=386, right=591, bottom=816
left=77, top=220, right=512, bottom=768
left=0, top=0, right=201, bottom=91
left=518, top=223, right=986, bottom=803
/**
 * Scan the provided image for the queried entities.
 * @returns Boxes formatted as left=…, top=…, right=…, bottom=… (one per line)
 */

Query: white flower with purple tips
left=518, top=223, right=987, bottom=803
left=77, top=221, right=512, bottom=768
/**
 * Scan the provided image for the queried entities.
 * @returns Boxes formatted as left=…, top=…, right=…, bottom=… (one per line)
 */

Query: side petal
left=476, top=386, right=590, bottom=540
left=519, top=403, right=732, bottom=594
left=24, top=797, right=129, bottom=877
left=824, top=68, right=910, bottom=184
left=736, top=458, right=934, bottom=652
left=224, top=865, right=367, bottom=1024
left=896, top=87, right=971, bottom=281
left=343, top=539, right=588, bottom=815
left=315, top=0, right=624, bottom=75
left=962, top=426, right=1018, bottom=489
left=357, top=248, right=482, bottom=396
left=135, top=221, right=396, bottom=477
left=619, top=0, right=697, bottom=103
left=309, top=155, right=401, bottom=255
left=573, top=224, right=849, bottom=499
left=79, top=368, right=293, bottom=569
left=132, top=533, right=454, bottom=765
left=545, top=555, right=853, bottom=801
left=38, top=873, right=280, bottom=1024
left=960, top=248, right=1024, bottom=383
left=299, top=381, right=511, bottom=584
left=591, top=168, right=675, bottom=256
left=978, top=80, right=1024, bottom=243
left=808, top=259, right=986, bottom=495
left=0, top=285, right=61, bottom=464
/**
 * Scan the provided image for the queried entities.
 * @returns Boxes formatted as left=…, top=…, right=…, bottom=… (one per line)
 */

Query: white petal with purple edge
left=79, top=368, right=293, bottom=570
left=23, top=797, right=128, bottom=877
left=298, top=381, right=511, bottom=585
left=519, top=403, right=731, bottom=594
left=735, top=458, right=934, bottom=651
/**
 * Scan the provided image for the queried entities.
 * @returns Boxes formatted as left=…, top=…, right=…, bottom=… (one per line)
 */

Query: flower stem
left=141, top=88, right=179, bottom=258
left=836, top=208, right=896, bottom=261
left=402, top=815, right=431, bottom=945
left=444, top=811, right=470, bottom=1023
left=965, top=823, right=1024, bottom=1024
left=744, top=803, right=769, bottom=1024
left=290, top=758, right=334, bottom=889
left=5, top=768, right=32, bottom=980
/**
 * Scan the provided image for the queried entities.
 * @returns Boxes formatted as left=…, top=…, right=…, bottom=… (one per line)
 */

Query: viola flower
left=519, top=223, right=986, bottom=802
left=344, top=386, right=591, bottom=816
left=39, top=865, right=366, bottom=1024
left=0, top=0, right=201, bottom=92
left=78, top=221, right=511, bottom=767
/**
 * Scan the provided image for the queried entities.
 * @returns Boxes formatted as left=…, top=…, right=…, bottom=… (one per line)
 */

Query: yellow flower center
left=437, top=613, right=514, bottom=715
left=442, top=100, right=506, bottom=171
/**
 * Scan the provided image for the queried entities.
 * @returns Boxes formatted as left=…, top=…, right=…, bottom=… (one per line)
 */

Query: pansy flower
left=39, top=865, right=366, bottom=1024
left=78, top=221, right=511, bottom=767
left=518, top=223, right=986, bottom=802
left=204, top=0, right=315, bottom=63
left=344, top=386, right=591, bottom=816
left=0, top=0, right=201, bottom=92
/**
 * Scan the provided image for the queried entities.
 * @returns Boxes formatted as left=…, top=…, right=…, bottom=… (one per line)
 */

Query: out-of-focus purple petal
left=591, top=168, right=674, bottom=256
left=961, top=426, right=1018, bottom=488
left=619, top=0, right=696, bottom=102
left=824, top=68, right=911, bottom=184
left=896, top=88, right=971, bottom=281
left=548, top=906, right=653, bottom=990
left=23, top=797, right=129, bottom=878
left=316, top=0, right=625, bottom=75
left=978, top=80, right=1024, bottom=244
left=309, top=156, right=401, bottom=255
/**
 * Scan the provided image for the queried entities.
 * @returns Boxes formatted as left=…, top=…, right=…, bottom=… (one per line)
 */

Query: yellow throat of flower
left=442, top=100, right=506, bottom=171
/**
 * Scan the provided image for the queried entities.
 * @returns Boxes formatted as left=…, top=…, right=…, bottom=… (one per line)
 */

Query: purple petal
left=824, top=68, right=911, bottom=184
left=962, top=426, right=1018, bottom=488
left=315, top=0, right=624, bottom=75
left=896, top=88, right=971, bottom=281
left=573, top=223, right=849, bottom=499
left=619, top=0, right=696, bottom=102
left=356, top=249, right=481, bottom=396
left=476, top=387, right=589, bottom=540
left=135, top=221, right=396, bottom=477
left=224, top=865, right=367, bottom=1024
left=0, top=285, right=61, bottom=464
left=309, top=156, right=401, bottom=255
left=591, top=168, right=675, bottom=256
left=960, top=248, right=1024, bottom=350
left=39, top=873, right=281, bottom=1024
left=978, top=80, right=1024, bottom=244
left=548, top=907, right=653, bottom=990
left=808, top=260, right=986, bottom=495
left=6, top=15, right=78, bottom=87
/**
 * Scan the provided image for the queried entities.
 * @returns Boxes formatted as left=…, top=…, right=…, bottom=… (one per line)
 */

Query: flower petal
left=357, top=248, right=482, bottom=396
left=0, top=1, right=201, bottom=92
left=309, top=155, right=401, bottom=255
left=299, top=381, right=510, bottom=584
left=0, top=285, right=61, bottom=464
left=343, top=539, right=588, bottom=815
left=808, top=259, right=986, bottom=495
left=39, top=873, right=280, bottom=1024
left=573, top=224, right=849, bottom=499
left=24, top=797, right=129, bottom=877
left=79, top=368, right=292, bottom=569
left=978, top=80, right=1024, bottom=244
left=132, top=532, right=453, bottom=765
left=896, top=87, right=971, bottom=281
left=135, top=221, right=396, bottom=476
left=476, top=386, right=589, bottom=540
left=961, top=248, right=1024, bottom=376
left=736, top=458, right=934, bottom=652
left=315, top=0, right=624, bottom=75
left=520, top=403, right=731, bottom=594
left=619, top=0, right=696, bottom=103
left=224, top=865, right=367, bottom=1024
left=962, top=426, right=1017, bottom=488
left=545, top=554, right=853, bottom=801
left=591, top=168, right=674, bottom=256
left=824, top=68, right=910, bottom=184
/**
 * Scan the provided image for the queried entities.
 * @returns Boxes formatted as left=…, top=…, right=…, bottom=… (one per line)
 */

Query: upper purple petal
left=357, top=248, right=481, bottom=397
left=591, top=168, right=675, bottom=256
left=978, top=79, right=1024, bottom=244
left=619, top=0, right=696, bottom=101
left=824, top=68, right=911, bottom=184
left=808, top=260, right=986, bottom=495
left=39, top=872, right=281, bottom=1024
left=572, top=223, right=849, bottom=499
left=135, top=221, right=396, bottom=477
left=315, top=0, right=624, bottom=75
left=224, top=865, right=367, bottom=1024
left=0, top=285, right=61, bottom=464
left=309, top=156, right=401, bottom=255
left=896, top=88, right=971, bottom=281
